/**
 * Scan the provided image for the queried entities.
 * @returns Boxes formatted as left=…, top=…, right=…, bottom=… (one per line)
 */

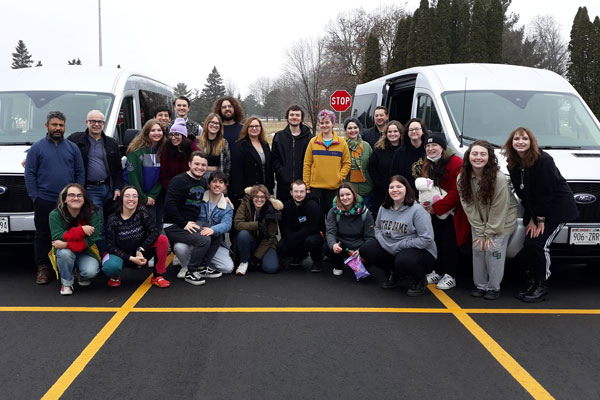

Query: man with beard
left=168, top=96, right=202, bottom=136
left=271, top=105, right=313, bottom=202
left=362, top=106, right=389, bottom=149
left=213, top=96, right=245, bottom=152
left=25, top=111, right=85, bottom=284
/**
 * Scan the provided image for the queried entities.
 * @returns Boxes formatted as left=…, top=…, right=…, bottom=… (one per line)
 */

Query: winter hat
left=425, top=131, right=446, bottom=149
left=169, top=118, right=188, bottom=137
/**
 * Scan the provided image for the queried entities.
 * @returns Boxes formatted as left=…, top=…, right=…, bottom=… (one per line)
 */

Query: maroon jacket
left=159, top=139, right=200, bottom=190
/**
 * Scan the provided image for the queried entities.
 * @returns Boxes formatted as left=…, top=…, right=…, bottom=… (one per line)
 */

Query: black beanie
left=425, top=132, right=447, bottom=149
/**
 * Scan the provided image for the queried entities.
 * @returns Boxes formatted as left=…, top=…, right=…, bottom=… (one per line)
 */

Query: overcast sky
left=2, top=0, right=599, bottom=97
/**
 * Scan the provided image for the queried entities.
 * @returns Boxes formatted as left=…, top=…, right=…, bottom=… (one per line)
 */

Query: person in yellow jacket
left=303, top=109, right=351, bottom=216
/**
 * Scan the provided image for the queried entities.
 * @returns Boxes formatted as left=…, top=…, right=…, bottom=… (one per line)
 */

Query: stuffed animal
left=414, top=177, right=453, bottom=220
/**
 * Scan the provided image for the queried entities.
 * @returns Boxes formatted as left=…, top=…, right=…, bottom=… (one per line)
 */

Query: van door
left=115, top=91, right=137, bottom=155
left=385, top=74, right=417, bottom=125
left=415, top=90, right=443, bottom=133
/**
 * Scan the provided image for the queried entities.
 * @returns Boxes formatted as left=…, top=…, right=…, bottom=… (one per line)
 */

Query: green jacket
left=49, top=209, right=101, bottom=260
left=344, top=138, right=373, bottom=196
left=126, top=147, right=162, bottom=203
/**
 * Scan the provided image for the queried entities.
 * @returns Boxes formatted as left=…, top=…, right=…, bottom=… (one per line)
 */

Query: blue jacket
left=25, top=136, right=85, bottom=202
left=197, top=192, right=233, bottom=236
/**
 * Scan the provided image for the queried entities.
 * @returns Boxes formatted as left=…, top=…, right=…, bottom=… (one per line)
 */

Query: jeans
left=56, top=249, right=100, bottom=286
left=86, top=184, right=113, bottom=253
left=236, top=230, right=279, bottom=273
left=173, top=243, right=234, bottom=273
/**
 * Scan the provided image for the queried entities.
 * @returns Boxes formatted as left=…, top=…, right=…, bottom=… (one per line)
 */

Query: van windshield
left=0, top=91, right=114, bottom=145
left=443, top=90, right=600, bottom=149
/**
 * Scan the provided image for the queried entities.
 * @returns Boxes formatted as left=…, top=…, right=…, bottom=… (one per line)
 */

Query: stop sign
left=330, top=90, right=352, bottom=112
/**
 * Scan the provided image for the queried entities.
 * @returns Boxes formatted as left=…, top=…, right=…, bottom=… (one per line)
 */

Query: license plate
left=0, top=217, right=8, bottom=233
left=569, top=227, right=600, bottom=245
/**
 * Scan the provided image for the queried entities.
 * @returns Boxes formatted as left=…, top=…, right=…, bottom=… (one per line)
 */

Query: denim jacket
left=197, top=192, right=233, bottom=236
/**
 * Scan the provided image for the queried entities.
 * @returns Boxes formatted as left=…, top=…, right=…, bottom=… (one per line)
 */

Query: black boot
left=516, top=279, right=536, bottom=300
left=407, top=277, right=427, bottom=296
left=381, top=270, right=398, bottom=289
left=522, top=280, right=549, bottom=303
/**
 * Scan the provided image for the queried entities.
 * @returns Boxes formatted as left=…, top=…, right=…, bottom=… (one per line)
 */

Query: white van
left=0, top=66, right=174, bottom=243
left=352, top=63, right=600, bottom=260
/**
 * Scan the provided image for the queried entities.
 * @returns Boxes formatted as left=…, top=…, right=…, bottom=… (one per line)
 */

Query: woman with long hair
left=323, top=182, right=374, bottom=276
left=233, top=184, right=282, bottom=275
left=458, top=141, right=518, bottom=299
left=343, top=117, right=374, bottom=210
left=159, top=117, right=200, bottom=190
left=126, top=119, right=166, bottom=227
left=197, top=113, right=231, bottom=178
left=102, top=186, right=170, bottom=288
left=368, top=120, right=403, bottom=213
left=390, top=118, right=428, bottom=191
left=421, top=132, right=470, bottom=290
left=360, top=176, right=437, bottom=296
left=303, top=109, right=351, bottom=216
left=49, top=184, right=101, bottom=295
left=502, top=127, right=577, bottom=302
left=230, top=117, right=274, bottom=202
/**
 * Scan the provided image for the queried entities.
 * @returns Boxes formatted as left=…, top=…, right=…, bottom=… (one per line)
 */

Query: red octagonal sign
left=330, top=90, right=352, bottom=112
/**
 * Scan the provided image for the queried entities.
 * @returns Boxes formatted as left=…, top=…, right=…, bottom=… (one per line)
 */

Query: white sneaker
left=236, top=262, right=248, bottom=275
left=177, top=266, right=188, bottom=279
left=171, top=254, right=180, bottom=266
left=77, top=277, right=91, bottom=287
left=60, top=285, right=74, bottom=296
left=332, top=268, right=343, bottom=276
left=436, top=274, right=456, bottom=290
left=426, top=270, right=442, bottom=284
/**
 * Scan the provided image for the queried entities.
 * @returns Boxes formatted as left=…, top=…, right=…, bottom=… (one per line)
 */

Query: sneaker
left=177, top=266, right=188, bottom=279
left=484, top=290, right=500, bottom=300
left=332, top=268, right=343, bottom=276
left=310, top=261, right=323, bottom=273
left=107, top=276, right=121, bottom=288
left=381, top=272, right=398, bottom=289
left=426, top=270, right=442, bottom=284
left=60, top=285, right=74, bottom=296
left=184, top=271, right=206, bottom=286
left=36, top=265, right=51, bottom=285
left=198, top=266, right=222, bottom=279
left=407, top=278, right=427, bottom=296
left=471, top=288, right=486, bottom=297
left=171, top=254, right=180, bottom=266
left=436, top=274, right=456, bottom=290
left=78, top=276, right=91, bottom=287
left=151, top=276, right=171, bottom=288
left=236, top=262, right=248, bottom=275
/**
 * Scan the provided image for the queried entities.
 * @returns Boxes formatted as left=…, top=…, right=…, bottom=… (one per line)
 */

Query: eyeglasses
left=208, top=121, right=220, bottom=127
left=123, top=194, right=139, bottom=199
left=66, top=193, right=84, bottom=199
left=169, top=132, right=182, bottom=137
left=248, top=125, right=261, bottom=130
left=88, top=120, right=105, bottom=125
left=408, top=127, right=422, bottom=132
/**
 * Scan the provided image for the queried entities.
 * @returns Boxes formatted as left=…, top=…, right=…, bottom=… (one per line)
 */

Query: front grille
left=568, top=182, right=600, bottom=223
left=0, top=175, right=34, bottom=212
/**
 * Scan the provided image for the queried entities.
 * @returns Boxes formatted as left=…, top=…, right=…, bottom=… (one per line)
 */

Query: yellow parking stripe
left=41, top=275, right=153, bottom=400
left=429, top=285, right=554, bottom=400
left=130, top=307, right=452, bottom=313
left=0, top=307, right=120, bottom=312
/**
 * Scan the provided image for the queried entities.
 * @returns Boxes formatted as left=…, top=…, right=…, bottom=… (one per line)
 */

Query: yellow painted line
left=429, top=285, right=554, bottom=400
left=0, top=307, right=120, bottom=312
left=42, top=274, right=153, bottom=400
left=130, top=307, right=452, bottom=313
left=463, top=309, right=600, bottom=315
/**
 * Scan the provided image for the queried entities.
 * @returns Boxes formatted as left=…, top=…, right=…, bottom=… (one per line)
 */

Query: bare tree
left=284, top=37, right=328, bottom=132
left=248, top=77, right=274, bottom=107
left=369, top=5, right=406, bottom=73
left=528, top=15, right=568, bottom=76
left=224, top=79, right=238, bottom=97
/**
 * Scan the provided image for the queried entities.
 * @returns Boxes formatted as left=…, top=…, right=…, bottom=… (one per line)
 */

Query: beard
left=49, top=130, right=64, bottom=140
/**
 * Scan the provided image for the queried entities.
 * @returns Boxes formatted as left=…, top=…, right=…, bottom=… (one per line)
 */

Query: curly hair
left=458, top=140, right=499, bottom=206
left=212, top=96, right=245, bottom=123
left=198, top=113, right=226, bottom=156
left=56, top=183, right=97, bottom=228
left=127, top=119, right=166, bottom=157
left=501, top=126, right=541, bottom=170
left=421, top=151, right=450, bottom=187
left=375, top=120, right=403, bottom=150
left=318, top=109, right=336, bottom=124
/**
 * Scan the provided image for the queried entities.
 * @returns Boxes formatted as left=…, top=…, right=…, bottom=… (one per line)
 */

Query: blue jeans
left=236, top=230, right=279, bottom=273
left=86, top=184, right=113, bottom=253
left=56, top=249, right=100, bottom=286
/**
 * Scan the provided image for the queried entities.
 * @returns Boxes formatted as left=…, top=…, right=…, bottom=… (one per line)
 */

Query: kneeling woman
left=233, top=185, right=282, bottom=275
left=102, top=186, right=170, bottom=288
left=50, top=184, right=101, bottom=296
left=324, top=182, right=374, bottom=276
left=361, top=176, right=437, bottom=296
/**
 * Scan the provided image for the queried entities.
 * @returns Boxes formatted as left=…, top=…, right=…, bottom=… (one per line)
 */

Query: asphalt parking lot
left=0, top=248, right=599, bottom=400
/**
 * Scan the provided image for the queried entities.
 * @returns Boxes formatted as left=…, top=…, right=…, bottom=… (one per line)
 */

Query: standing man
left=362, top=106, right=389, bottom=149
left=68, top=110, right=124, bottom=252
left=271, top=105, right=313, bottom=203
left=154, top=105, right=172, bottom=132
left=25, top=111, right=85, bottom=284
left=213, top=96, right=245, bottom=152
left=168, top=96, right=202, bottom=136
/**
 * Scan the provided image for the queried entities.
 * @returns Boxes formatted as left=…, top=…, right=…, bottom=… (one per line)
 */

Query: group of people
left=24, top=98, right=577, bottom=303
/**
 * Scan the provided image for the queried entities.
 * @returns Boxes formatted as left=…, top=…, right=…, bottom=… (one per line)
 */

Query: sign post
left=330, top=90, right=352, bottom=135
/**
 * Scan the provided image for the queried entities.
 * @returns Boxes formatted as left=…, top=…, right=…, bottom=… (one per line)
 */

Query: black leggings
left=360, top=239, right=436, bottom=280
left=431, top=215, right=459, bottom=277
left=277, top=234, right=323, bottom=263
left=515, top=220, right=563, bottom=281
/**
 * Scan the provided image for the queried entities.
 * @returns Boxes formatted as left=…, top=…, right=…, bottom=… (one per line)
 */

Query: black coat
left=271, top=124, right=313, bottom=190
left=67, top=129, right=124, bottom=191
left=231, top=138, right=274, bottom=199
left=362, top=126, right=383, bottom=149
left=280, top=195, right=322, bottom=241
left=368, top=145, right=400, bottom=206
left=390, top=141, right=426, bottom=191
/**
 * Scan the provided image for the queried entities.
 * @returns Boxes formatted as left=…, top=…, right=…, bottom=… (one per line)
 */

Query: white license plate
left=0, top=217, right=8, bottom=233
left=569, top=227, right=600, bottom=245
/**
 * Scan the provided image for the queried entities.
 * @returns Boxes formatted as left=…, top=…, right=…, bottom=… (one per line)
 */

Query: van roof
left=0, top=66, right=170, bottom=93
left=357, top=63, right=575, bottom=94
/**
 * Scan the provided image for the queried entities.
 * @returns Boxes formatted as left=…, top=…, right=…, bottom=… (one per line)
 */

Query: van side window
left=352, top=94, right=377, bottom=129
left=417, top=94, right=442, bottom=133
left=139, top=90, right=172, bottom=125
left=116, top=96, right=135, bottom=143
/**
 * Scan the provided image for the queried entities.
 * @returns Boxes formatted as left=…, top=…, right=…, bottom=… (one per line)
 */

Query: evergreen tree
left=362, top=32, right=383, bottom=82
left=486, top=0, right=504, bottom=63
left=407, top=0, right=437, bottom=67
left=469, top=0, right=488, bottom=62
left=67, top=58, right=82, bottom=65
left=434, top=0, right=452, bottom=64
left=173, top=82, right=192, bottom=98
left=589, top=16, right=600, bottom=117
left=35, top=61, right=43, bottom=67
left=406, top=10, right=420, bottom=67
left=242, top=94, right=261, bottom=117
left=450, top=0, right=471, bottom=63
left=199, top=67, right=226, bottom=104
left=567, top=7, right=592, bottom=102
left=11, top=40, right=33, bottom=69
left=389, top=16, right=412, bottom=72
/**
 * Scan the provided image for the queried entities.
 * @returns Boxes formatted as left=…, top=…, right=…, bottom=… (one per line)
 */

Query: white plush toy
left=414, top=177, right=453, bottom=220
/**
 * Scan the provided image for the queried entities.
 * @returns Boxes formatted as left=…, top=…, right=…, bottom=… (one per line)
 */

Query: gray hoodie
left=375, top=203, right=437, bottom=259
